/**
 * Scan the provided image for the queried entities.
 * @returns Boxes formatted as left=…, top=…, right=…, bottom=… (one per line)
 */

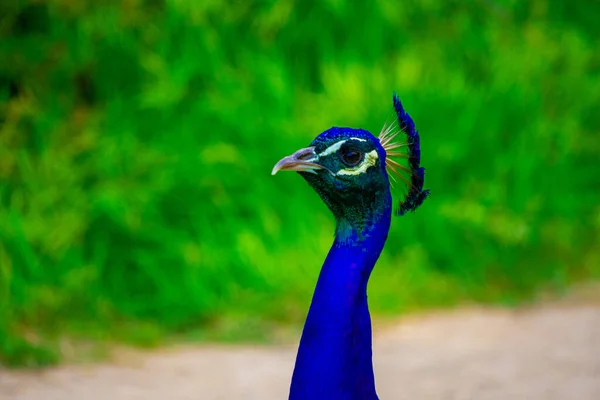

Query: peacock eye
left=340, top=149, right=364, bottom=167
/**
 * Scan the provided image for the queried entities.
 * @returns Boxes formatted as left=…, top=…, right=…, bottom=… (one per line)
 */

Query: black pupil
left=342, top=150, right=363, bottom=166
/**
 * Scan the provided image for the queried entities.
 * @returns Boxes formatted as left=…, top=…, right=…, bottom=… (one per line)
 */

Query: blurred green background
left=1, top=0, right=599, bottom=367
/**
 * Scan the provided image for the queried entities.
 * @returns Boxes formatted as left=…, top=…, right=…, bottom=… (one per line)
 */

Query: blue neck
left=289, top=197, right=392, bottom=400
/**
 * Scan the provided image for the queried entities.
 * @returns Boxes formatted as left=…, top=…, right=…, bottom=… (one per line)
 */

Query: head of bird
left=272, top=127, right=392, bottom=228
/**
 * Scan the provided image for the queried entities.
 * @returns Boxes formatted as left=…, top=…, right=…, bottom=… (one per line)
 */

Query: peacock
left=272, top=94, right=429, bottom=400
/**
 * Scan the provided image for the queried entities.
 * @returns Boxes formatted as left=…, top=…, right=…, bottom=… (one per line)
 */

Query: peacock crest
left=379, top=94, right=430, bottom=216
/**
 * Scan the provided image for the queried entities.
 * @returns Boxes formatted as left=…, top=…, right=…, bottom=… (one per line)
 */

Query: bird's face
left=272, top=127, right=391, bottom=220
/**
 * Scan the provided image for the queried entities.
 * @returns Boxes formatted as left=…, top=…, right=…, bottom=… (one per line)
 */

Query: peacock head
left=272, top=128, right=390, bottom=223
left=272, top=94, right=430, bottom=227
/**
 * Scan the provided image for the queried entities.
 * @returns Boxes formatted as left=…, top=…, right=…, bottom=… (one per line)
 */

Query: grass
left=0, top=0, right=599, bottom=367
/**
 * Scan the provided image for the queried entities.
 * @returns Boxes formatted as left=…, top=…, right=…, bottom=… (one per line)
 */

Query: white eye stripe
left=336, top=150, right=379, bottom=176
left=318, top=140, right=346, bottom=157
left=317, top=137, right=367, bottom=158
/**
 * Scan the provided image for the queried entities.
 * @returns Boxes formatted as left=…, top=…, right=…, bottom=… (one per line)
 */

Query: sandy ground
left=1, top=302, right=599, bottom=400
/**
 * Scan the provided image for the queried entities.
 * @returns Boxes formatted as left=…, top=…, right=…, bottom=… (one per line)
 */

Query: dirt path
left=1, top=303, right=599, bottom=400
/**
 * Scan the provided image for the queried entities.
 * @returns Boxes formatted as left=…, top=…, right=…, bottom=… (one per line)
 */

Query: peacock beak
left=272, top=146, right=324, bottom=175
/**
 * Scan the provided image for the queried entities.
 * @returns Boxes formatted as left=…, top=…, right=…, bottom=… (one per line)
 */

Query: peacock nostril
left=272, top=147, right=322, bottom=175
left=295, top=147, right=317, bottom=161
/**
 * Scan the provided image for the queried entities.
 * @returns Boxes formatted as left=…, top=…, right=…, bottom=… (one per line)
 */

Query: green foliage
left=1, top=0, right=599, bottom=366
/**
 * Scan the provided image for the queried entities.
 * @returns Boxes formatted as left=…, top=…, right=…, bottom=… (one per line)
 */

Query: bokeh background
left=1, top=0, right=598, bottom=367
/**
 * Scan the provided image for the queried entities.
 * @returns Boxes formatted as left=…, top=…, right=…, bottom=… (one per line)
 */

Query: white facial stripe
left=317, top=137, right=367, bottom=158
left=337, top=150, right=379, bottom=176
left=318, top=140, right=347, bottom=157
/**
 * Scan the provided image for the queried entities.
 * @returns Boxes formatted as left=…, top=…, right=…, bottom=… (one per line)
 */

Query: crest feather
left=378, top=94, right=430, bottom=216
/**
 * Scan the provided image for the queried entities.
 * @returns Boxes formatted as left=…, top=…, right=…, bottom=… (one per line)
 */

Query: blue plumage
left=272, top=95, right=428, bottom=399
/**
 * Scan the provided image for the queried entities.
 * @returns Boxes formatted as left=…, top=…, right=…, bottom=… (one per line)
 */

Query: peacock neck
left=289, top=193, right=392, bottom=400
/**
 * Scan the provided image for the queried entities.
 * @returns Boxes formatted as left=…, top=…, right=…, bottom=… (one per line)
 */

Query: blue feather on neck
left=289, top=191, right=391, bottom=400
